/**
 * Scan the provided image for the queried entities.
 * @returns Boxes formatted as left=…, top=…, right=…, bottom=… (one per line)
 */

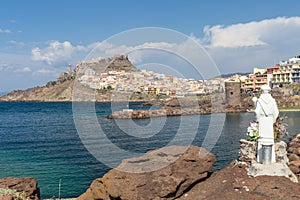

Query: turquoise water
left=0, top=102, right=299, bottom=198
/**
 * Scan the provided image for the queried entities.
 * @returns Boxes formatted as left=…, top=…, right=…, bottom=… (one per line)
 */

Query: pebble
left=243, top=186, right=250, bottom=192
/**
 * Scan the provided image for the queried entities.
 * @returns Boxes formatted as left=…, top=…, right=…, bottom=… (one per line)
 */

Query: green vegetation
left=96, top=86, right=113, bottom=94
left=279, top=106, right=300, bottom=110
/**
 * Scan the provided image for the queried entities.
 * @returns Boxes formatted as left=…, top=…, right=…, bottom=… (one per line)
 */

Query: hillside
left=0, top=55, right=138, bottom=102
left=2, top=54, right=300, bottom=107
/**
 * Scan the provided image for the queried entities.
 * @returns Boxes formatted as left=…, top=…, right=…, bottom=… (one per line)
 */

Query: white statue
left=252, top=85, right=279, bottom=163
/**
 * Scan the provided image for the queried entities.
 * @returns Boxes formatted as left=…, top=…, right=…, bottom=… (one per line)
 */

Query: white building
left=272, top=55, right=300, bottom=87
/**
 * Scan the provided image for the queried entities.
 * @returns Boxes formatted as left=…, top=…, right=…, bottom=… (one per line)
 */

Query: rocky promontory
left=107, top=94, right=250, bottom=119
left=107, top=107, right=210, bottom=119
left=0, top=55, right=137, bottom=102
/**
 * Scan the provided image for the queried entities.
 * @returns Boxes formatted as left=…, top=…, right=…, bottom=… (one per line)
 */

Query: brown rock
left=177, top=161, right=300, bottom=200
left=288, top=147, right=300, bottom=155
left=289, top=164, right=300, bottom=174
left=289, top=141, right=300, bottom=148
left=288, top=133, right=300, bottom=178
left=78, top=146, right=216, bottom=200
left=290, top=160, right=300, bottom=167
left=288, top=153, right=300, bottom=162
left=0, top=177, right=40, bottom=200
left=0, top=194, right=14, bottom=200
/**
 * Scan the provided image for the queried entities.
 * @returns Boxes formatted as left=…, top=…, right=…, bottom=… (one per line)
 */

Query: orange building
left=244, top=69, right=268, bottom=92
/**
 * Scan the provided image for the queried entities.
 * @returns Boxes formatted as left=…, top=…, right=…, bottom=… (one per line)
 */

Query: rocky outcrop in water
left=0, top=177, right=40, bottom=200
left=107, top=107, right=210, bottom=119
left=78, top=146, right=216, bottom=200
left=106, top=105, right=246, bottom=119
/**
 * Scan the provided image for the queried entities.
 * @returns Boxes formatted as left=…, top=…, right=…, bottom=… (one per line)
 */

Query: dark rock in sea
left=78, top=145, right=216, bottom=200
left=0, top=177, right=40, bottom=200
left=107, top=106, right=209, bottom=119
left=141, top=100, right=163, bottom=107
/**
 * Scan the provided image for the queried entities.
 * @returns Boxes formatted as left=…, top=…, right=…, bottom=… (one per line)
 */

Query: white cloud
left=3, top=16, right=300, bottom=92
left=203, top=16, right=300, bottom=48
left=0, top=27, right=11, bottom=33
left=33, top=68, right=57, bottom=76
left=14, top=67, right=32, bottom=73
left=29, top=17, right=300, bottom=77
left=8, top=40, right=25, bottom=47
left=0, top=63, right=12, bottom=71
left=31, top=41, right=79, bottom=65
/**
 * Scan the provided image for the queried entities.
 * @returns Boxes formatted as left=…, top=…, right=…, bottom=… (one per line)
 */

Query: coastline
left=279, top=109, right=300, bottom=112
left=0, top=99, right=148, bottom=103
left=248, top=108, right=300, bottom=112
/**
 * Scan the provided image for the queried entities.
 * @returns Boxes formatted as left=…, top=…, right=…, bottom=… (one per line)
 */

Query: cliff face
left=0, top=55, right=137, bottom=102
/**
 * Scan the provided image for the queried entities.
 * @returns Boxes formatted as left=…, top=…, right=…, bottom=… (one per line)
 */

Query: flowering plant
left=245, top=116, right=288, bottom=141
left=245, top=121, right=259, bottom=141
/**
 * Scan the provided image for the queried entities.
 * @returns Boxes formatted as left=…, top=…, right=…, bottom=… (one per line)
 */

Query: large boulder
left=0, top=177, right=40, bottom=200
left=177, top=161, right=300, bottom=200
left=78, top=145, right=216, bottom=200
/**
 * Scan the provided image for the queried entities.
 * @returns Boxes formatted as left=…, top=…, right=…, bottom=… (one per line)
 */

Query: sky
left=1, top=0, right=300, bottom=91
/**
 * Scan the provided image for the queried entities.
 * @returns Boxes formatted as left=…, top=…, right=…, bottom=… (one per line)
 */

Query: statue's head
left=261, top=85, right=271, bottom=93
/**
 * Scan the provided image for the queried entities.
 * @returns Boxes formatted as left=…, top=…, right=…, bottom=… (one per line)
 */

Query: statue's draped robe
left=254, top=93, right=279, bottom=163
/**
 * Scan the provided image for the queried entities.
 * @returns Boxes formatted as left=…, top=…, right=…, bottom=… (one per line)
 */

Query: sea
left=0, top=102, right=300, bottom=198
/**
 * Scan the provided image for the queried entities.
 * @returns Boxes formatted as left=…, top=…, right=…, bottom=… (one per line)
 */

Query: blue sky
left=1, top=0, right=300, bottom=91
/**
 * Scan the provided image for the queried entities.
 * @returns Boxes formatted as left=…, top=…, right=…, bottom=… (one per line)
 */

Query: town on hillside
left=75, top=55, right=300, bottom=97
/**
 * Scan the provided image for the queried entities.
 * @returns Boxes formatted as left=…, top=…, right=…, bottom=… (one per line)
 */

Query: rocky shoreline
left=77, top=135, right=300, bottom=200
left=3, top=133, right=300, bottom=199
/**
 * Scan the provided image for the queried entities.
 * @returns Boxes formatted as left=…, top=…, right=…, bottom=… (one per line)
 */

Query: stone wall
left=239, top=139, right=289, bottom=165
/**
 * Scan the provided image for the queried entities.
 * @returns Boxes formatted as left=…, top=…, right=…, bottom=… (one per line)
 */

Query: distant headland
left=0, top=55, right=300, bottom=113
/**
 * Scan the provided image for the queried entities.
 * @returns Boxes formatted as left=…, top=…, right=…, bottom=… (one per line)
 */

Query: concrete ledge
left=248, top=162, right=298, bottom=183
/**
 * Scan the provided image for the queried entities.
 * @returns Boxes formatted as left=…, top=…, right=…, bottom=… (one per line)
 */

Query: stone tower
left=225, top=82, right=241, bottom=106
